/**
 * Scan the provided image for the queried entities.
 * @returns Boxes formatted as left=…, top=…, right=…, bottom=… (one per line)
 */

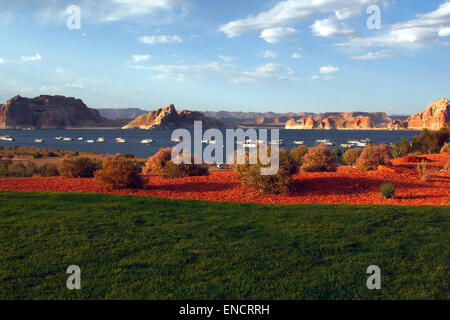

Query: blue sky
left=0, top=0, right=449, bottom=114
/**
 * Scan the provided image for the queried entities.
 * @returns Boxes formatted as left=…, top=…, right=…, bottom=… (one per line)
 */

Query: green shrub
left=417, top=161, right=431, bottom=182
left=341, top=148, right=362, bottom=166
left=301, top=145, right=337, bottom=172
left=290, top=146, right=308, bottom=167
left=238, top=162, right=292, bottom=194
left=39, top=163, right=60, bottom=177
left=356, top=144, right=392, bottom=171
left=7, top=162, right=38, bottom=177
left=59, top=156, right=101, bottom=178
left=32, top=152, right=43, bottom=159
left=391, top=137, right=412, bottom=158
left=162, top=161, right=209, bottom=179
left=380, top=182, right=395, bottom=199
left=0, top=160, right=12, bottom=177
left=95, top=155, right=144, bottom=189
left=279, top=149, right=299, bottom=174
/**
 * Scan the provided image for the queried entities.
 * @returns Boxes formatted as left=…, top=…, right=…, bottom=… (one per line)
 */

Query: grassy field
left=0, top=191, right=448, bottom=300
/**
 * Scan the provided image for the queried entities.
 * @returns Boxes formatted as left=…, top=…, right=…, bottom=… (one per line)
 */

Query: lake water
left=0, top=129, right=421, bottom=159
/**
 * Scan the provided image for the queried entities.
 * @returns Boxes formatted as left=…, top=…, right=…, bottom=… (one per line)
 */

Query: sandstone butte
left=0, top=95, right=107, bottom=129
left=286, top=98, right=449, bottom=130
left=407, top=97, right=450, bottom=130
left=122, top=104, right=227, bottom=130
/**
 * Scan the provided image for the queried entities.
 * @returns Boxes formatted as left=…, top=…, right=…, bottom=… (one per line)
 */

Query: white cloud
left=258, top=50, right=278, bottom=59
left=131, top=60, right=328, bottom=83
left=21, top=53, right=42, bottom=62
left=219, top=0, right=384, bottom=38
left=138, top=35, right=182, bottom=44
left=0, top=58, right=4, bottom=64
left=320, top=66, right=339, bottom=74
left=217, top=55, right=238, bottom=63
left=132, top=54, right=151, bottom=63
left=311, top=17, right=357, bottom=38
left=351, top=50, right=399, bottom=60
left=40, top=83, right=84, bottom=92
left=339, top=2, right=450, bottom=48
left=260, top=27, right=298, bottom=43
left=291, top=52, right=302, bottom=59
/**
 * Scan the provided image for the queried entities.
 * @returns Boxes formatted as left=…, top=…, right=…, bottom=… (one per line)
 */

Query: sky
left=0, top=0, right=449, bottom=115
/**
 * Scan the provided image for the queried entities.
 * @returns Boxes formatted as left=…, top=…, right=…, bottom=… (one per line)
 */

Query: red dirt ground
left=0, top=153, right=449, bottom=206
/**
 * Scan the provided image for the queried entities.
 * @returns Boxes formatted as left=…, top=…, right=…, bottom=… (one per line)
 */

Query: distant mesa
left=407, top=98, right=449, bottom=130
left=0, top=95, right=108, bottom=129
left=98, top=108, right=148, bottom=120
left=122, top=104, right=228, bottom=130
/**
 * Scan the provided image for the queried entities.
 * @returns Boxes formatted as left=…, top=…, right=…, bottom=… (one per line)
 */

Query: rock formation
left=122, top=104, right=227, bottom=130
left=286, top=115, right=376, bottom=130
left=407, top=98, right=449, bottom=130
left=0, top=95, right=107, bottom=129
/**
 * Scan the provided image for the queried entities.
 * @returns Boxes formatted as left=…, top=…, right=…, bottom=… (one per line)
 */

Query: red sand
left=0, top=153, right=449, bottom=206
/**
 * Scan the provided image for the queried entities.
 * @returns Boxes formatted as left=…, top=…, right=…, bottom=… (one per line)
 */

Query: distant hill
left=123, top=104, right=228, bottom=130
left=98, top=108, right=148, bottom=120
left=0, top=95, right=110, bottom=129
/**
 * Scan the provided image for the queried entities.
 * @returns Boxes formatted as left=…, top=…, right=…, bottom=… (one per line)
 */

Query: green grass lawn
left=0, top=191, right=448, bottom=300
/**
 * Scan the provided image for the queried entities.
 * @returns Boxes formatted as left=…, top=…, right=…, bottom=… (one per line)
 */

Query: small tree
left=380, top=182, right=395, bottom=199
left=290, top=146, right=308, bottom=168
left=356, top=144, right=392, bottom=171
left=95, top=155, right=144, bottom=189
left=301, top=145, right=337, bottom=172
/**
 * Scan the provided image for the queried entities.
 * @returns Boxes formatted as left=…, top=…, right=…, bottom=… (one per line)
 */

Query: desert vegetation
left=356, top=144, right=392, bottom=171
left=59, top=156, right=101, bottom=178
left=301, top=145, right=337, bottom=172
left=95, top=155, right=144, bottom=189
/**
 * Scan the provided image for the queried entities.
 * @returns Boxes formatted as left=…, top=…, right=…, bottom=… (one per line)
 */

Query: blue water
left=0, top=129, right=421, bottom=158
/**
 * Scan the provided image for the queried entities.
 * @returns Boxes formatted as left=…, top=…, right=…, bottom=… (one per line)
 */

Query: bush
left=441, top=142, right=450, bottom=153
left=32, top=152, right=43, bottom=159
left=290, top=146, right=308, bottom=167
left=380, top=182, right=395, bottom=199
left=59, top=156, right=101, bottom=178
left=279, top=149, right=299, bottom=174
left=144, top=148, right=173, bottom=174
left=95, top=155, right=144, bottom=189
left=341, top=148, right=362, bottom=166
left=162, top=161, right=209, bottom=179
left=7, top=162, right=38, bottom=177
left=444, top=158, right=450, bottom=172
left=39, top=163, right=60, bottom=177
left=391, top=137, right=412, bottom=158
left=411, top=127, right=448, bottom=155
left=0, top=160, right=12, bottom=177
left=238, top=163, right=292, bottom=194
left=301, top=145, right=337, bottom=172
left=417, top=161, right=431, bottom=182
left=356, top=144, right=392, bottom=171
left=46, top=152, right=58, bottom=158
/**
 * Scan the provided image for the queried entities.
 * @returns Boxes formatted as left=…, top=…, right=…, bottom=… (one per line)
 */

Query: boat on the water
left=96, top=137, right=106, bottom=143
left=34, top=139, right=44, bottom=143
left=77, top=137, right=84, bottom=141
left=86, top=140, right=95, bottom=144
left=140, top=139, right=154, bottom=144
left=242, top=143, right=257, bottom=148
left=63, top=137, right=73, bottom=142
left=54, top=136, right=63, bottom=141
left=115, top=138, right=127, bottom=143
left=269, top=139, right=284, bottom=146
left=293, top=140, right=304, bottom=145
left=202, top=139, right=216, bottom=144
left=316, top=139, right=334, bottom=146
left=171, top=137, right=183, bottom=143
left=0, top=135, right=14, bottom=142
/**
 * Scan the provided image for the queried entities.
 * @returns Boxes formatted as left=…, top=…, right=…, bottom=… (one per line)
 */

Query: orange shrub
left=143, top=148, right=173, bottom=174
left=300, top=145, right=337, bottom=172
left=444, top=158, right=450, bottom=172
left=95, top=155, right=144, bottom=189
left=356, top=144, right=392, bottom=171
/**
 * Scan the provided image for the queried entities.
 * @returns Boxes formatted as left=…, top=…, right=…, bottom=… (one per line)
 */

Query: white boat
left=54, top=136, right=63, bottom=141
left=96, top=137, right=106, bottom=143
left=63, top=137, right=73, bottom=141
left=316, top=139, right=334, bottom=146
left=293, top=140, right=304, bottom=145
left=116, top=138, right=127, bottom=143
left=202, top=139, right=216, bottom=144
left=242, top=143, right=257, bottom=148
left=34, top=139, right=44, bottom=143
left=140, top=139, right=153, bottom=144
left=86, top=140, right=95, bottom=144
left=77, top=137, right=84, bottom=141
left=269, top=139, right=284, bottom=146
left=171, top=137, right=183, bottom=143
left=0, top=135, right=14, bottom=142
left=340, top=143, right=353, bottom=148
